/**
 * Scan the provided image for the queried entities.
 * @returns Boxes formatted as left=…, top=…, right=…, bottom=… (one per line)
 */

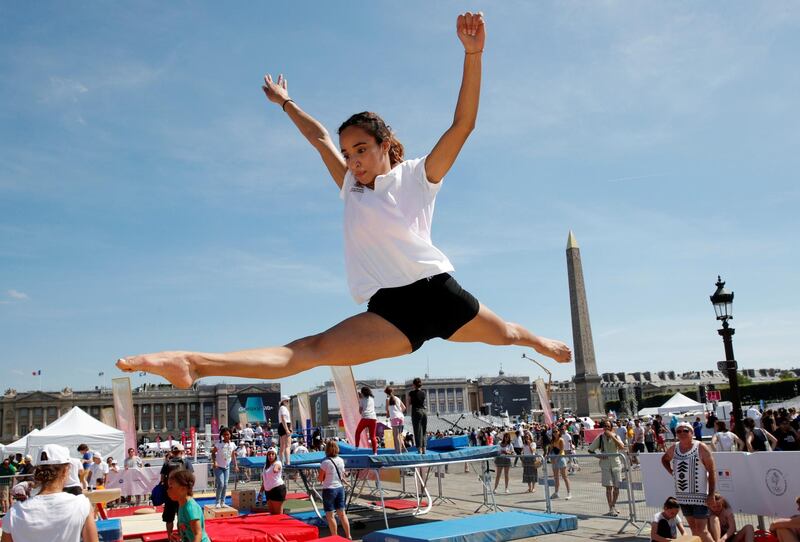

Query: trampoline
left=244, top=445, right=501, bottom=528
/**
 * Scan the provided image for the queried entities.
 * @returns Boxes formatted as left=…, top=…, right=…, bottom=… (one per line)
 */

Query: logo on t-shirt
left=350, top=185, right=364, bottom=193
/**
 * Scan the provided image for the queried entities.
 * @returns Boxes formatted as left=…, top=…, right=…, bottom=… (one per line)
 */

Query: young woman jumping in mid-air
left=116, top=12, right=571, bottom=388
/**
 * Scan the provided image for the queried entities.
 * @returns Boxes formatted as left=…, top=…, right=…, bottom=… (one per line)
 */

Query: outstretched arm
left=425, top=12, right=485, bottom=184
left=262, top=74, right=347, bottom=188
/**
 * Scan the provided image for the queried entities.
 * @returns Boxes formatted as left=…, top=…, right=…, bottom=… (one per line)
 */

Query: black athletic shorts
left=278, top=424, right=288, bottom=437
left=367, top=273, right=480, bottom=352
left=266, top=484, right=287, bottom=502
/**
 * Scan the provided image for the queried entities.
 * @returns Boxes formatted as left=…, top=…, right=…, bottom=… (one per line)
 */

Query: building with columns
left=1, top=382, right=280, bottom=444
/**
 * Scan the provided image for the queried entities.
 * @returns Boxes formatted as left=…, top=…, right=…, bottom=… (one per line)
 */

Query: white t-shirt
left=88, top=462, right=109, bottom=489
left=387, top=397, right=404, bottom=421
left=653, top=511, right=683, bottom=538
left=214, top=441, right=237, bottom=469
left=522, top=443, right=537, bottom=455
left=294, top=445, right=309, bottom=454
left=360, top=396, right=377, bottom=420
left=714, top=431, right=736, bottom=451
left=561, top=433, right=573, bottom=453
left=339, top=156, right=454, bottom=304
left=64, top=457, right=83, bottom=489
left=242, top=427, right=254, bottom=441
left=279, top=405, right=291, bottom=425
left=4, top=492, right=91, bottom=542
left=262, top=460, right=284, bottom=492
left=320, top=456, right=346, bottom=489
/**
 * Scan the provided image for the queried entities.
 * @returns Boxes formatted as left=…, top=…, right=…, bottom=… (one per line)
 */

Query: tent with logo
left=25, top=406, right=125, bottom=464
left=657, top=392, right=705, bottom=415
left=3, top=428, right=39, bottom=457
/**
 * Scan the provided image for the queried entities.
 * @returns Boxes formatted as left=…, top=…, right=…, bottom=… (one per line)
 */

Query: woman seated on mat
left=708, top=492, right=754, bottom=542
left=770, top=496, right=800, bottom=542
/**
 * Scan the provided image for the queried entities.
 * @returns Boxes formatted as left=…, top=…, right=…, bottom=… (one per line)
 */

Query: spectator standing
left=493, top=433, right=514, bottom=494
left=661, top=422, right=716, bottom=542
left=161, top=443, right=194, bottom=540
left=588, top=420, right=626, bottom=516
left=2, top=444, right=98, bottom=542
left=318, top=441, right=351, bottom=540
left=409, top=378, right=428, bottom=454
left=355, top=386, right=379, bottom=454
left=694, top=417, right=704, bottom=441
left=644, top=423, right=656, bottom=453
left=211, top=428, right=237, bottom=508
left=87, top=452, right=108, bottom=490
left=549, top=428, right=571, bottom=500
left=278, top=396, right=292, bottom=466
left=520, top=433, right=538, bottom=493
left=385, top=386, right=408, bottom=453
left=512, top=430, right=524, bottom=467
left=773, top=418, right=799, bottom=451
left=1, top=456, right=16, bottom=514
left=711, top=421, right=744, bottom=452
left=744, top=417, right=777, bottom=452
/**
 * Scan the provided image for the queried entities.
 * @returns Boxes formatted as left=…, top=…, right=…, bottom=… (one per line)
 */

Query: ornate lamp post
left=710, top=276, right=744, bottom=439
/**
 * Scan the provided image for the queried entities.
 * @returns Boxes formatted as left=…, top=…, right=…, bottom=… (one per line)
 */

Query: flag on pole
left=98, top=372, right=105, bottom=377
left=32, top=370, right=41, bottom=376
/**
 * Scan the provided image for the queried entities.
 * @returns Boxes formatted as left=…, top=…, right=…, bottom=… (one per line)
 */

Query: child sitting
left=709, top=492, right=754, bottom=542
left=651, top=497, right=686, bottom=542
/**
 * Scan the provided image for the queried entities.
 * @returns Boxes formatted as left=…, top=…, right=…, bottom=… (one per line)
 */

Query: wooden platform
left=203, top=504, right=238, bottom=519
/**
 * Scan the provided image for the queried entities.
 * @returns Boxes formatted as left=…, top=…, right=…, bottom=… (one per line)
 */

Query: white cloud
left=7, top=289, right=29, bottom=301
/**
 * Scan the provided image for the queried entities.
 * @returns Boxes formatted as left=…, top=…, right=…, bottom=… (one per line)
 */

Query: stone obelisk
left=566, top=231, right=604, bottom=418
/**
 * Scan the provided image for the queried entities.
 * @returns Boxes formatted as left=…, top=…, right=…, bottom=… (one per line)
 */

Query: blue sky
left=2, top=2, right=798, bottom=396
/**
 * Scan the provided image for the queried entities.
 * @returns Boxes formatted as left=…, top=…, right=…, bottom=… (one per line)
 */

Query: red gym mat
left=368, top=499, right=428, bottom=510
left=128, top=513, right=318, bottom=542
left=306, top=537, right=352, bottom=542
left=285, top=492, right=310, bottom=500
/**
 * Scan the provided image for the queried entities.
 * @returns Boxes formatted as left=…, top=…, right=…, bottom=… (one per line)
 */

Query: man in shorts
left=661, top=421, right=716, bottom=542
left=588, top=420, right=626, bottom=516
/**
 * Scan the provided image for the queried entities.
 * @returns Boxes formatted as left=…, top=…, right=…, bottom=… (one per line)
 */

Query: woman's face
left=339, top=126, right=391, bottom=186
left=709, top=496, right=724, bottom=513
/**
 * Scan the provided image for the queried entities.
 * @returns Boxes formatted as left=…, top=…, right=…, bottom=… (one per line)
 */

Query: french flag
left=32, top=369, right=41, bottom=376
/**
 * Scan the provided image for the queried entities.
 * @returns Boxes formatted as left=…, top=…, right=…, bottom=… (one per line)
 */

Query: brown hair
left=663, top=496, right=680, bottom=510
left=338, top=112, right=404, bottom=167
left=33, top=464, right=69, bottom=489
left=325, top=440, right=340, bottom=458
left=169, top=469, right=195, bottom=496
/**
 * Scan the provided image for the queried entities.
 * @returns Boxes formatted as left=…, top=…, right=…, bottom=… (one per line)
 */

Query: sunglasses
left=676, top=428, right=691, bottom=434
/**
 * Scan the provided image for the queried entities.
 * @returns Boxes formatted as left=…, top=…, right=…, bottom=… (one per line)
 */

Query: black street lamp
left=709, top=276, right=744, bottom=439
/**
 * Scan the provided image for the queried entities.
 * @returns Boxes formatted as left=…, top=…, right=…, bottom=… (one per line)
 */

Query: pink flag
left=330, top=366, right=361, bottom=446
left=534, top=378, right=554, bottom=426
left=112, top=377, right=138, bottom=455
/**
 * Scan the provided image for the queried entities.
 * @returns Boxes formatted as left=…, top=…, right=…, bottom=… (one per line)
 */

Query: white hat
left=266, top=447, right=277, bottom=455
left=92, top=451, right=103, bottom=460
left=39, top=444, right=71, bottom=465
left=675, top=422, right=693, bottom=432
left=171, top=443, right=185, bottom=452
left=281, top=395, right=290, bottom=403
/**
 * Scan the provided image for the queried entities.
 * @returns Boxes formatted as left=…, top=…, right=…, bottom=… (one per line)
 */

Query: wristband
left=282, top=98, right=294, bottom=111
left=465, top=50, right=483, bottom=55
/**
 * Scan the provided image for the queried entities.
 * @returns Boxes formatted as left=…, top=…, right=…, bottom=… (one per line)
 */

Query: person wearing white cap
left=2, top=444, right=99, bottom=542
left=661, top=421, right=717, bottom=542
left=278, top=396, right=292, bottom=466
left=87, top=452, right=108, bottom=490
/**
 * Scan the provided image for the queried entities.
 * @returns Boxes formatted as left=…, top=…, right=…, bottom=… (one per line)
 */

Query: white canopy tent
left=657, top=392, right=706, bottom=415
left=3, top=429, right=39, bottom=457
left=26, top=406, right=125, bottom=464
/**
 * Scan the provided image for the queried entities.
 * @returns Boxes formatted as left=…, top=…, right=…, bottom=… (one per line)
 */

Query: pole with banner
left=112, top=377, right=138, bottom=456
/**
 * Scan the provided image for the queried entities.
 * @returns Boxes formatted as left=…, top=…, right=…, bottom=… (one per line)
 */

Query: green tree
left=737, top=373, right=753, bottom=386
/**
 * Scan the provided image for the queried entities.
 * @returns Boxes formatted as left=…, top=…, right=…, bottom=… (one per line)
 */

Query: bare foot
left=534, top=338, right=572, bottom=363
left=116, top=351, right=199, bottom=389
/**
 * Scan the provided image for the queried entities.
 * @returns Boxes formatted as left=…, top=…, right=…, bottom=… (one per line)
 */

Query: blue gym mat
left=362, top=511, right=578, bottom=542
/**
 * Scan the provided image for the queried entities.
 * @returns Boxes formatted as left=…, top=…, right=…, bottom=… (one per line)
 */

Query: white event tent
left=657, top=392, right=706, bottom=415
left=26, top=406, right=125, bottom=464
left=3, top=428, right=39, bottom=457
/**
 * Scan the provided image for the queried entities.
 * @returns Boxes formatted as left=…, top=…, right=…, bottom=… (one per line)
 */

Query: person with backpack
left=318, top=441, right=351, bottom=540
left=160, top=443, right=194, bottom=540
left=744, top=417, right=777, bottom=452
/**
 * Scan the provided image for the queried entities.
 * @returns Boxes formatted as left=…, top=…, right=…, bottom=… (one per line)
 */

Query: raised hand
left=262, top=73, right=290, bottom=105
left=456, top=11, right=486, bottom=53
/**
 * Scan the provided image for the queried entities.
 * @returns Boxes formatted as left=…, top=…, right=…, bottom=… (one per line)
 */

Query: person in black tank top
left=409, top=378, right=428, bottom=453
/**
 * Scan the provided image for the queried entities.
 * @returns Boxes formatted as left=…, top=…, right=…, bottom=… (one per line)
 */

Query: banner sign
left=331, top=366, right=360, bottom=446
left=106, top=465, right=209, bottom=497
left=534, top=378, right=553, bottom=426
